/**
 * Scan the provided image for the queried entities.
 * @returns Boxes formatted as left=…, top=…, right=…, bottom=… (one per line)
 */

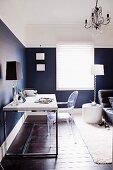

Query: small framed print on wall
left=36, top=53, right=45, bottom=60
left=36, top=64, right=45, bottom=71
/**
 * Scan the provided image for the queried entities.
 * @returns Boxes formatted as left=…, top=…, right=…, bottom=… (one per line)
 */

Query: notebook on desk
left=34, top=98, right=54, bottom=104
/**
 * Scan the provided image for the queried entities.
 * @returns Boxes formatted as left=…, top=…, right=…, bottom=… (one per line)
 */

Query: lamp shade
left=6, top=61, right=23, bottom=80
left=91, top=64, right=104, bottom=76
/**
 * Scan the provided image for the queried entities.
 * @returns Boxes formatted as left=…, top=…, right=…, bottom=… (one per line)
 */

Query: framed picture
left=36, top=53, right=45, bottom=60
left=36, top=64, right=45, bottom=71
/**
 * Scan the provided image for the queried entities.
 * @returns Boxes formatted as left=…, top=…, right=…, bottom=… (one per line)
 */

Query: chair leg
left=0, top=163, right=4, bottom=170
left=66, top=119, right=72, bottom=135
left=47, top=118, right=53, bottom=147
left=70, top=118, right=77, bottom=144
left=47, top=118, right=50, bottom=135
left=50, top=122, right=53, bottom=147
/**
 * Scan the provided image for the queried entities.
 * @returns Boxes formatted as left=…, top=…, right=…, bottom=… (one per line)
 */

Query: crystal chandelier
left=85, top=0, right=110, bottom=30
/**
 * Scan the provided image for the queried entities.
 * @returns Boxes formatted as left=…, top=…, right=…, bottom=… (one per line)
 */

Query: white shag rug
left=74, top=112, right=112, bottom=164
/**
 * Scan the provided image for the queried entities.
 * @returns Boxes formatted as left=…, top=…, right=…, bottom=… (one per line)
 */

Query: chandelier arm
left=98, top=7, right=102, bottom=14
left=102, top=20, right=110, bottom=25
left=99, top=17, right=104, bottom=24
left=85, top=24, right=92, bottom=29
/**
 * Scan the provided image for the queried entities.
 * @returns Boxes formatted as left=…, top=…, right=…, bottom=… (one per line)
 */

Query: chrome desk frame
left=3, top=94, right=58, bottom=158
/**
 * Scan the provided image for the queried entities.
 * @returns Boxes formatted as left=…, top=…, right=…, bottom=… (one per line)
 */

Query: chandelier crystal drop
left=85, top=0, right=110, bottom=30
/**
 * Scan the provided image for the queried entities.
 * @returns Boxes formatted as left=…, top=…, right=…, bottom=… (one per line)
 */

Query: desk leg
left=3, top=111, right=7, bottom=154
left=22, top=124, right=35, bottom=154
left=0, top=162, right=4, bottom=170
left=56, top=110, right=58, bottom=156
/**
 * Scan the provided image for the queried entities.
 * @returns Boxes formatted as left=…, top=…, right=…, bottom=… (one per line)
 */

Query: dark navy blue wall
left=95, top=48, right=113, bottom=90
left=0, top=19, right=26, bottom=144
left=26, top=48, right=56, bottom=93
left=26, top=48, right=113, bottom=107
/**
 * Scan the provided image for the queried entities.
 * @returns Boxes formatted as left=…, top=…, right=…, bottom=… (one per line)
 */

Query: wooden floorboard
left=1, top=116, right=112, bottom=170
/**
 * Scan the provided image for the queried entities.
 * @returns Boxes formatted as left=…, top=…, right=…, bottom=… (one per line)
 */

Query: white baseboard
left=0, top=113, right=26, bottom=161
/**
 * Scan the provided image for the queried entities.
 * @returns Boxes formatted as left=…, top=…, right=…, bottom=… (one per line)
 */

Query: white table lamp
left=6, top=61, right=23, bottom=105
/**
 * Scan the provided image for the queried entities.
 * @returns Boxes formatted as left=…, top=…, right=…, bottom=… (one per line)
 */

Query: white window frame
left=56, top=43, right=94, bottom=90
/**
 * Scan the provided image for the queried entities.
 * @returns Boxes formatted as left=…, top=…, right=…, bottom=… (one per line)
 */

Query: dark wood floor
left=1, top=116, right=112, bottom=170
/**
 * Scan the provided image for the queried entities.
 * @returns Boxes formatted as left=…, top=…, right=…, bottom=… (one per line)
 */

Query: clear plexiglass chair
left=47, top=91, right=78, bottom=145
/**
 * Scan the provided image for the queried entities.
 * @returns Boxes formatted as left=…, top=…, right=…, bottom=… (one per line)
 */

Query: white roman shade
left=56, top=43, right=94, bottom=90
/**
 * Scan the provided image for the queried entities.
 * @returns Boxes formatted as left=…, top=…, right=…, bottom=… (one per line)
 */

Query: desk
left=3, top=94, right=58, bottom=158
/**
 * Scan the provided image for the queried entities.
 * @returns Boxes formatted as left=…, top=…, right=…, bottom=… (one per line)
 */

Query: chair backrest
left=67, top=91, right=78, bottom=108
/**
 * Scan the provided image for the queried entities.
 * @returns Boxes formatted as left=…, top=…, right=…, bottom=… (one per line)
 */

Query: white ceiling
left=0, top=0, right=113, bottom=46
left=26, top=0, right=113, bottom=25
left=1, top=0, right=113, bottom=25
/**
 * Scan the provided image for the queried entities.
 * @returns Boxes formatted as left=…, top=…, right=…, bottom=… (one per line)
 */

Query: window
left=56, top=43, right=94, bottom=90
